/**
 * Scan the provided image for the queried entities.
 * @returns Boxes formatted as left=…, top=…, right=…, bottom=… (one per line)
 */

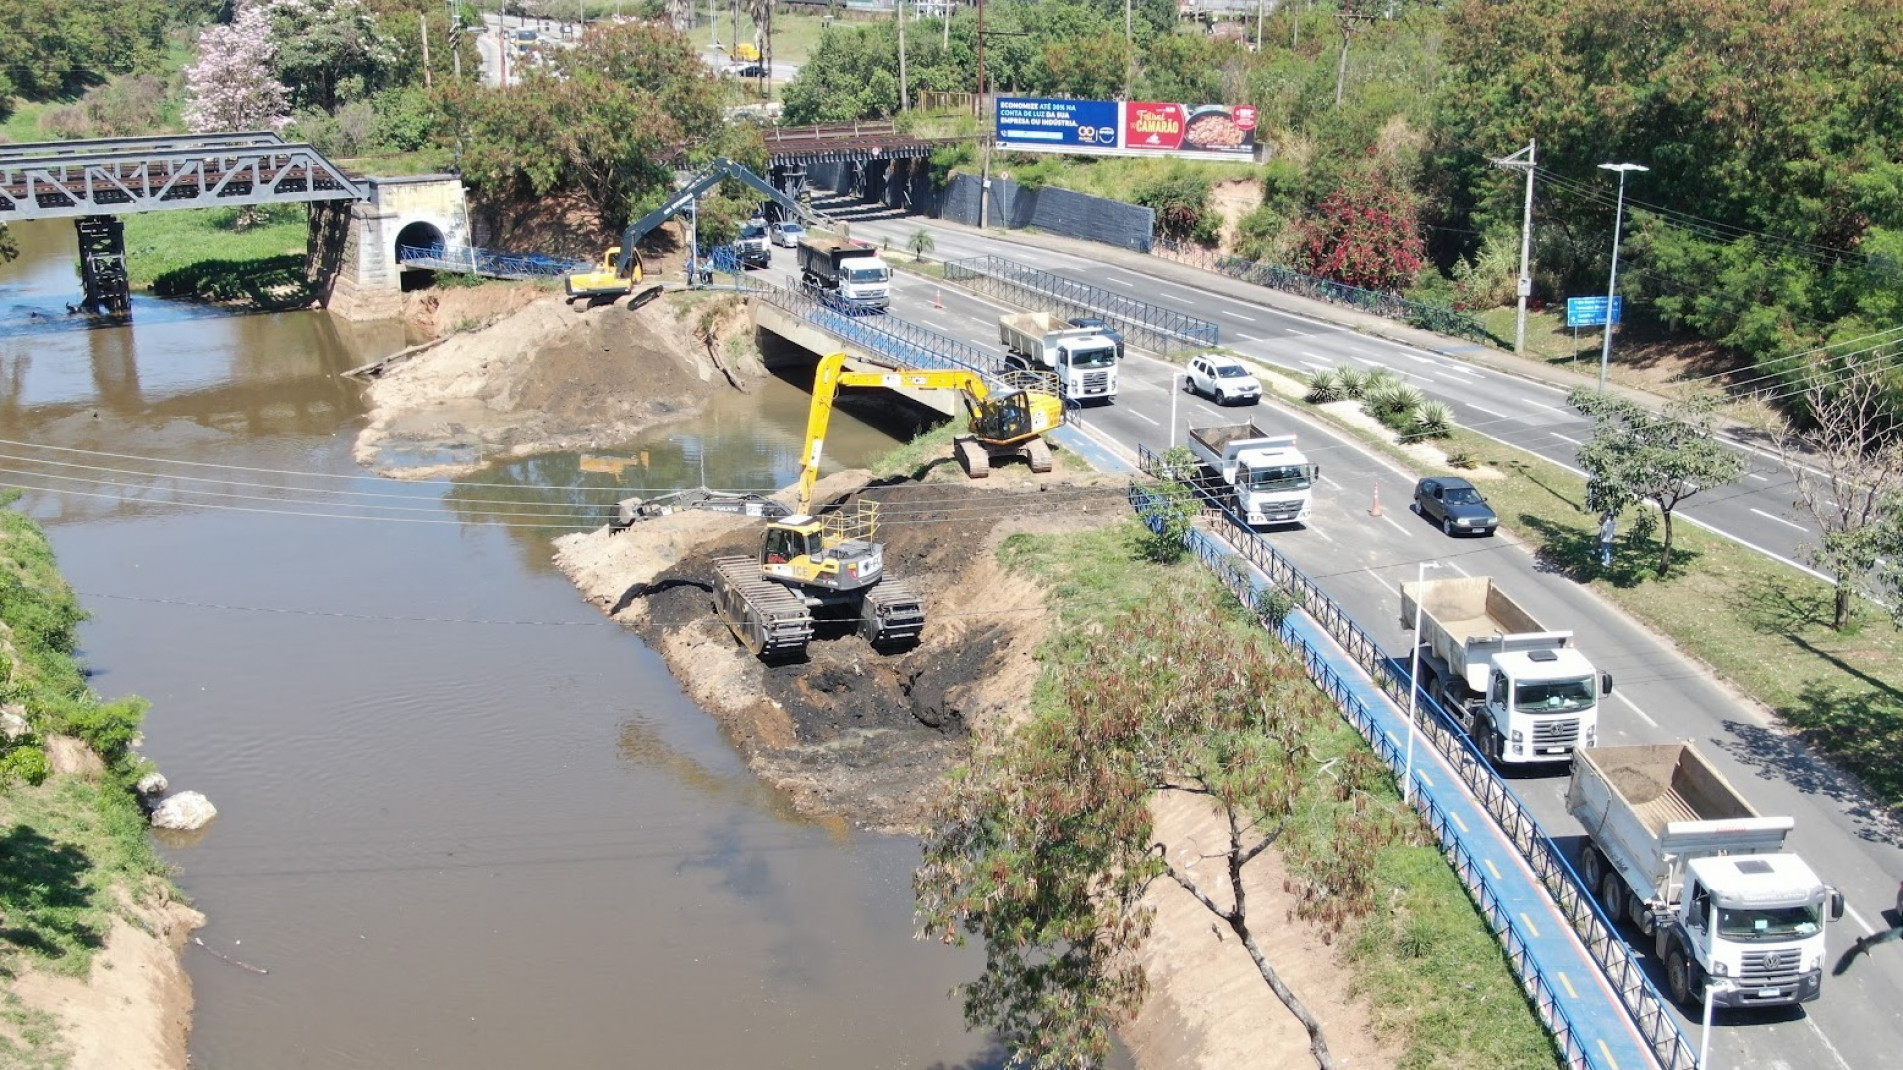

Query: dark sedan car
left=1414, top=476, right=1498, bottom=536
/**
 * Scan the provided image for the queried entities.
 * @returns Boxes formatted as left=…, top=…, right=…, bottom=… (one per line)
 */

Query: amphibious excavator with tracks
left=705, top=353, right=1065, bottom=658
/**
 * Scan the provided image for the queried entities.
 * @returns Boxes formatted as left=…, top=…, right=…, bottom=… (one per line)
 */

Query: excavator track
left=1024, top=436, right=1054, bottom=473
left=712, top=556, right=813, bottom=658
left=955, top=436, right=991, bottom=479
left=859, top=580, right=926, bottom=648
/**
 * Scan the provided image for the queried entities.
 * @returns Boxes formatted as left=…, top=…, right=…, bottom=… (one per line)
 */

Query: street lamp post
left=1596, top=161, right=1648, bottom=392
left=1403, top=559, right=1441, bottom=806
left=1699, top=977, right=1732, bottom=1068
left=1168, top=371, right=1191, bottom=447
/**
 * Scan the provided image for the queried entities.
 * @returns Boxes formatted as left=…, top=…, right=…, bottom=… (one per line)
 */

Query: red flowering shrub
left=1295, top=174, right=1426, bottom=292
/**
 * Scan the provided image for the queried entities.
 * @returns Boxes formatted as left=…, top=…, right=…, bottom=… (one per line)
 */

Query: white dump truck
left=1399, top=575, right=1609, bottom=765
left=797, top=237, right=891, bottom=309
left=1568, top=743, right=1843, bottom=1009
left=1185, top=422, right=1317, bottom=526
left=997, top=312, right=1120, bottom=404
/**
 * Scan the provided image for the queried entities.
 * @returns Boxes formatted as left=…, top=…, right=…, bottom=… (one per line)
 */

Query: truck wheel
left=1599, top=870, right=1627, bottom=927
left=1579, top=847, right=1603, bottom=891
left=1667, top=946, right=1704, bottom=1008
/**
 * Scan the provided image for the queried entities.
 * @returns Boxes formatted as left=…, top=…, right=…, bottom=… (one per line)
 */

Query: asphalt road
left=743, top=226, right=1903, bottom=1069
left=843, top=216, right=1834, bottom=583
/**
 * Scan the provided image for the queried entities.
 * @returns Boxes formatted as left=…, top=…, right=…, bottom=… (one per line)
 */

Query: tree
left=184, top=4, right=293, bottom=135
left=1295, top=171, right=1426, bottom=292
left=0, top=225, right=17, bottom=265
left=1568, top=389, right=1746, bottom=576
left=1781, top=364, right=1903, bottom=630
left=906, top=227, right=935, bottom=262
left=266, top=0, right=398, bottom=114
left=917, top=593, right=1395, bottom=1070
left=1137, top=446, right=1201, bottom=563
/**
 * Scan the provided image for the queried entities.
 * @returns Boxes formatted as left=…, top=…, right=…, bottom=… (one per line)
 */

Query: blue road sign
left=1566, top=296, right=1624, bottom=328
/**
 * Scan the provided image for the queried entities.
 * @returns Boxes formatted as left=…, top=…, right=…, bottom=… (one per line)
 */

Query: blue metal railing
left=1131, top=450, right=1695, bottom=1070
left=944, top=253, right=1221, bottom=353
left=755, top=280, right=1006, bottom=378
left=396, top=243, right=591, bottom=280
left=1149, top=238, right=1493, bottom=346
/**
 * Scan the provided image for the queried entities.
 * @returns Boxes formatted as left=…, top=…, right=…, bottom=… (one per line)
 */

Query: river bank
left=0, top=507, right=197, bottom=1070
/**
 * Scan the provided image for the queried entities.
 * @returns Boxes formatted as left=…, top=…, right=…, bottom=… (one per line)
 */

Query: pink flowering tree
left=183, top=4, right=291, bottom=134
left=1295, top=172, right=1426, bottom=293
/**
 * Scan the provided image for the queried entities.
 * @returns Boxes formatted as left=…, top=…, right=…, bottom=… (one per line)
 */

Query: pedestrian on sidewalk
left=1598, top=511, right=1617, bottom=567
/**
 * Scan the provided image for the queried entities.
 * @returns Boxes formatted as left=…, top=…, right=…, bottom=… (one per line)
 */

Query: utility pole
left=446, top=0, right=461, bottom=81
left=975, top=0, right=986, bottom=120
left=1495, top=139, right=1536, bottom=354
left=942, top=0, right=950, bottom=52
left=1257, top=0, right=1265, bottom=52
left=1332, top=5, right=1375, bottom=109
left=898, top=0, right=909, bottom=112
left=420, top=12, right=433, bottom=88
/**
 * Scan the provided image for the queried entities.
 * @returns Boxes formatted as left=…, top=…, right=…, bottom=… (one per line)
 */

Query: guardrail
left=396, top=244, right=590, bottom=280
left=754, top=279, right=1006, bottom=378
left=1148, top=238, right=1493, bottom=346
left=943, top=254, right=1220, bottom=354
left=1134, top=446, right=1696, bottom=1070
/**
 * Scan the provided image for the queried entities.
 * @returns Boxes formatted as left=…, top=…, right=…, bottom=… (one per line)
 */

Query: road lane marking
left=1301, top=351, right=1328, bottom=361
left=1320, top=475, right=1341, bottom=488
left=1365, top=570, right=1400, bottom=596
left=1484, top=858, right=1502, bottom=880
left=1105, top=274, right=1138, bottom=286
left=1450, top=812, right=1468, bottom=833
left=920, top=319, right=948, bottom=330
left=1559, top=972, right=1578, bottom=999
left=1615, top=692, right=1657, bottom=728
left=1228, top=311, right=1257, bottom=322
left=1524, top=399, right=1566, bottom=413
left=1519, top=913, right=1541, bottom=938
left=1447, top=559, right=1471, bottom=577
left=1594, top=1039, right=1617, bottom=1070
left=1380, top=514, right=1413, bottom=537
left=1804, top=1016, right=1856, bottom=1070
left=1128, top=409, right=1160, bottom=426
left=1551, top=432, right=1584, bottom=446
left=1845, top=904, right=1877, bottom=936
left=1237, top=334, right=1264, bottom=342
left=1749, top=507, right=1809, bottom=533
left=1301, top=360, right=1331, bottom=370
left=1309, top=527, right=1335, bottom=544
left=1468, top=404, right=1510, bottom=419
left=1747, top=472, right=1770, bottom=481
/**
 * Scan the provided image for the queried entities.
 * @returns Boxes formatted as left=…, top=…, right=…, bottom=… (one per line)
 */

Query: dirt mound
left=555, top=472, right=1123, bottom=831
left=355, top=291, right=762, bottom=479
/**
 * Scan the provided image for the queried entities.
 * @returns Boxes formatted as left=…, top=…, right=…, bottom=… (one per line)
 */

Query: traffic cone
left=1370, top=485, right=1384, bottom=517
left=934, top=288, right=944, bottom=310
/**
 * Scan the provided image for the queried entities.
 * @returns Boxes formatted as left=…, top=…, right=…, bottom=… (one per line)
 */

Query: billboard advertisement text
left=995, top=97, right=1123, bottom=150
left=996, top=98, right=1257, bottom=160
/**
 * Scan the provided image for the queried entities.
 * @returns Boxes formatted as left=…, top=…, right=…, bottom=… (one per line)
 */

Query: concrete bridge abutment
left=314, top=174, right=472, bottom=321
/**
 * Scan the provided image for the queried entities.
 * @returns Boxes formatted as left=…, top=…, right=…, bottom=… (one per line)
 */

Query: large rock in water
left=151, top=791, right=217, bottom=831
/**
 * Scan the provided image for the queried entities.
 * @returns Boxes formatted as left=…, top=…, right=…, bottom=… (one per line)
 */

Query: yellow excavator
left=565, top=157, right=809, bottom=306
left=709, top=353, right=1065, bottom=658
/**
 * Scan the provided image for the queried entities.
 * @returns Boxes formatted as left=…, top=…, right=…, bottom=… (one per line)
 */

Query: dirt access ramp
left=354, top=292, right=759, bottom=480
left=555, top=470, right=1127, bottom=832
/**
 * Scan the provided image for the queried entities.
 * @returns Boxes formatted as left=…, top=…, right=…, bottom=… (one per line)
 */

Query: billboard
left=996, top=97, right=1258, bottom=162
left=995, top=97, right=1123, bottom=150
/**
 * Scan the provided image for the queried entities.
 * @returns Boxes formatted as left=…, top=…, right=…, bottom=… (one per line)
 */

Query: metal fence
left=1133, top=446, right=1697, bottom=1070
left=1149, top=238, right=1494, bottom=346
left=754, top=279, right=1006, bottom=378
left=396, top=244, right=590, bottom=280
left=944, top=254, right=1221, bottom=354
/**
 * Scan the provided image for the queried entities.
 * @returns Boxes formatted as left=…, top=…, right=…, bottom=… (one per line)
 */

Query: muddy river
left=0, top=220, right=996, bottom=1067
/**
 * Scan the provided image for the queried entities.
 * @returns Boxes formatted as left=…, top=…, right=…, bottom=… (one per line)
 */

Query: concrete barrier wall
left=806, top=160, right=1155, bottom=252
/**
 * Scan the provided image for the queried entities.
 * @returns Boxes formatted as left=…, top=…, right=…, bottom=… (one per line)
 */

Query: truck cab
left=734, top=219, right=771, bottom=269
left=1486, top=646, right=1605, bottom=762
left=1671, top=855, right=1835, bottom=1008
left=1231, top=444, right=1315, bottom=525
left=1050, top=334, right=1118, bottom=402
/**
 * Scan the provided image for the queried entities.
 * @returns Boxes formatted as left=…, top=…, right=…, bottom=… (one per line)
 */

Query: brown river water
left=0, top=220, right=1001, bottom=1068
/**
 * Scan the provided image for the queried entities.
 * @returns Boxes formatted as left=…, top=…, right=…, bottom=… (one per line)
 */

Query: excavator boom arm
left=613, top=158, right=813, bottom=277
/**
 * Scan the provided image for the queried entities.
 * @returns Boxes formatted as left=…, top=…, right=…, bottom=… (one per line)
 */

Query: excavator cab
left=564, top=245, right=644, bottom=301
left=758, top=505, right=885, bottom=593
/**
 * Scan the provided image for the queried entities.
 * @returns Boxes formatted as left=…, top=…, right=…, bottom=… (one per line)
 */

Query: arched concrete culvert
left=394, top=220, right=447, bottom=260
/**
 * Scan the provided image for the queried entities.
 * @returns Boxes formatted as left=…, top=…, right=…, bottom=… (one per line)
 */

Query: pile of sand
left=354, top=292, right=760, bottom=479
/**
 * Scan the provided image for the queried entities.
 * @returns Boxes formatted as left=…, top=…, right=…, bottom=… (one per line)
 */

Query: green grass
left=1290, top=388, right=1903, bottom=807
left=987, top=152, right=1262, bottom=202
left=120, top=205, right=314, bottom=306
left=1, top=503, right=177, bottom=1066
left=996, top=521, right=1560, bottom=1068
